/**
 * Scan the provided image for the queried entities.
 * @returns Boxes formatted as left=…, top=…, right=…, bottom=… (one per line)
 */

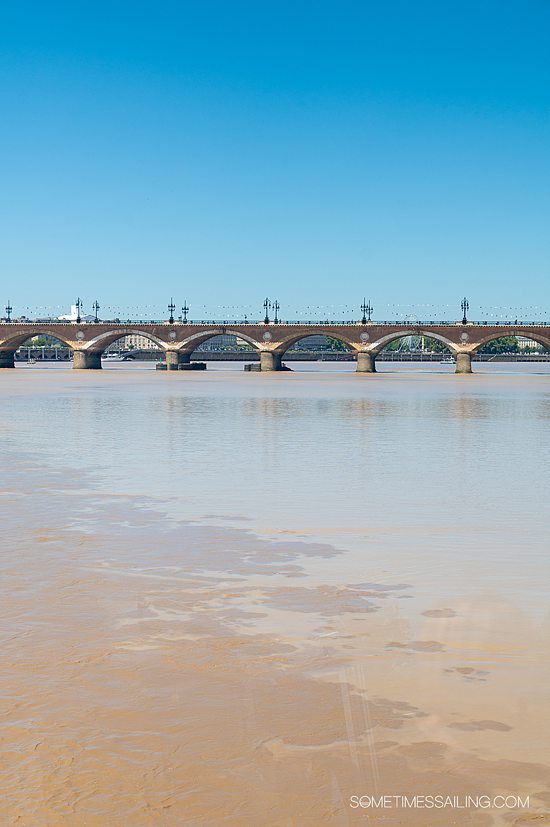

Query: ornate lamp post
left=5, top=301, right=12, bottom=322
left=461, top=297, right=469, bottom=325
left=263, top=298, right=271, bottom=324
left=273, top=300, right=280, bottom=324
left=168, top=298, right=175, bottom=325
left=93, top=300, right=100, bottom=323
left=361, top=299, right=373, bottom=324
left=76, top=297, right=83, bottom=324
left=181, top=301, right=189, bottom=323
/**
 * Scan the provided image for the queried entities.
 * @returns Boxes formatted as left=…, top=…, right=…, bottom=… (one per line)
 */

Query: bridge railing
left=1, top=319, right=549, bottom=327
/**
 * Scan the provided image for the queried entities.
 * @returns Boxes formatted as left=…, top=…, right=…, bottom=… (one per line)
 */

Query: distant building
left=517, top=336, right=545, bottom=351
left=105, top=334, right=160, bottom=351
left=58, top=305, right=95, bottom=322
left=122, top=334, right=160, bottom=350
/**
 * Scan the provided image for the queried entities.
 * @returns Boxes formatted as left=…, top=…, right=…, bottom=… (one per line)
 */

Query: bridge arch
left=82, top=329, right=168, bottom=352
left=176, top=329, right=263, bottom=352
left=0, top=328, right=75, bottom=351
left=369, top=329, right=457, bottom=354
left=274, top=331, right=357, bottom=356
left=470, top=330, right=550, bottom=353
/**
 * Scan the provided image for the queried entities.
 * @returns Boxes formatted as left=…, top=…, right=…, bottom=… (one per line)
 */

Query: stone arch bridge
left=1, top=321, right=549, bottom=373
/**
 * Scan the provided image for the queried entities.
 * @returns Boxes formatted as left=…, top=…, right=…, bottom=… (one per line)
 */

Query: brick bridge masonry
left=1, top=322, right=550, bottom=373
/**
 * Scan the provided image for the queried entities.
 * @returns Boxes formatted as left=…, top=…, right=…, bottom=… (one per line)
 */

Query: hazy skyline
left=1, top=1, right=549, bottom=318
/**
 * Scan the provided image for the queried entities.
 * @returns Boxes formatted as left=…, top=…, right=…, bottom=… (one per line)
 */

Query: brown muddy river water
left=1, top=362, right=549, bottom=826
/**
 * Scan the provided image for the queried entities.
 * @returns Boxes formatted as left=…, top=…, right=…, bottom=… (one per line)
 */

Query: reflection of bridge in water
left=2, top=321, right=550, bottom=373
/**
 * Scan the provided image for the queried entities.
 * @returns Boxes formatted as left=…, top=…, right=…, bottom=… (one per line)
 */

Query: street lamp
left=93, top=300, right=100, bottom=323
left=263, top=297, right=271, bottom=324
left=361, top=299, right=373, bottom=324
left=181, top=301, right=189, bottom=323
left=273, top=300, right=280, bottom=324
left=168, top=298, right=175, bottom=324
left=5, top=301, right=12, bottom=322
left=461, top=297, right=469, bottom=325
left=76, top=297, right=83, bottom=324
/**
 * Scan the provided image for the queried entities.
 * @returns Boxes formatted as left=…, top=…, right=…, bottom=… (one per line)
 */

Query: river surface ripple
left=1, top=363, right=549, bottom=826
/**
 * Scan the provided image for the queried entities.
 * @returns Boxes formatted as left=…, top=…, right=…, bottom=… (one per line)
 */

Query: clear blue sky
left=1, top=0, right=549, bottom=320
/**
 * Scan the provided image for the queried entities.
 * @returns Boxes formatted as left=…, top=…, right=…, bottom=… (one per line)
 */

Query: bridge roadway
left=1, top=321, right=550, bottom=373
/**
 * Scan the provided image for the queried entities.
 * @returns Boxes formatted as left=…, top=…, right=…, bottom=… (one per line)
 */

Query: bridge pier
left=356, top=351, right=376, bottom=373
left=0, top=351, right=15, bottom=368
left=260, top=351, right=282, bottom=371
left=73, top=350, right=102, bottom=369
left=455, top=352, right=473, bottom=374
left=165, top=350, right=191, bottom=370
